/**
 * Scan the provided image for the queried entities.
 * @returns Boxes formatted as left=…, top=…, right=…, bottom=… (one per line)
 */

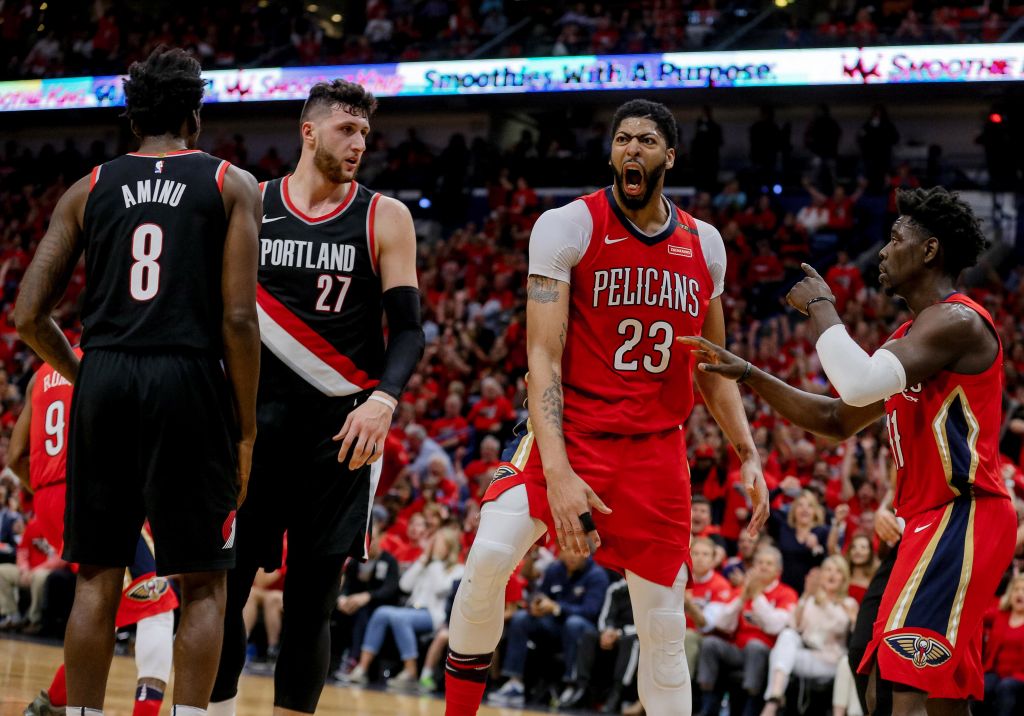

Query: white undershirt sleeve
left=528, top=200, right=592, bottom=283
left=695, top=219, right=726, bottom=299
left=816, top=324, right=908, bottom=407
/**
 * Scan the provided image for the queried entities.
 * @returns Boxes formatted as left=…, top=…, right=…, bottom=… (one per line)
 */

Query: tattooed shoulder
left=527, top=275, right=561, bottom=304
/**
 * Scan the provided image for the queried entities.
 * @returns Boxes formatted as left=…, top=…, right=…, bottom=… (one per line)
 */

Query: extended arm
left=14, top=176, right=90, bottom=383
left=694, top=297, right=768, bottom=535
left=220, top=166, right=262, bottom=505
left=335, top=196, right=424, bottom=469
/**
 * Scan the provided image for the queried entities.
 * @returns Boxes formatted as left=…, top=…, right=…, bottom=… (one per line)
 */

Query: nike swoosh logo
left=913, top=522, right=934, bottom=534
left=604, top=235, right=629, bottom=244
left=262, top=215, right=286, bottom=223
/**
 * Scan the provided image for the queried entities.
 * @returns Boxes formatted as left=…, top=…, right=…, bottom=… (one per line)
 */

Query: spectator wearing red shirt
left=983, top=574, right=1024, bottom=714
left=431, top=393, right=471, bottom=454
left=460, top=435, right=502, bottom=503
left=0, top=517, right=65, bottom=631
left=844, top=533, right=878, bottom=605
left=467, top=377, right=515, bottom=443
left=697, top=546, right=798, bottom=713
left=380, top=512, right=428, bottom=565
left=824, top=250, right=865, bottom=315
left=684, top=537, right=736, bottom=679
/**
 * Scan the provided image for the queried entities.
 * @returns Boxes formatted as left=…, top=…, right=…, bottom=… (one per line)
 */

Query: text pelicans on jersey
left=592, top=267, right=702, bottom=316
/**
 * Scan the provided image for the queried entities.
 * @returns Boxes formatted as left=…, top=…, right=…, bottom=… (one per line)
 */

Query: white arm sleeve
left=696, top=219, right=726, bottom=299
left=528, top=200, right=592, bottom=283
left=816, top=324, right=907, bottom=407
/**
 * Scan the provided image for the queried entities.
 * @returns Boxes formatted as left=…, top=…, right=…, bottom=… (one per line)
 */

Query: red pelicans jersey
left=883, top=293, right=1009, bottom=518
left=530, top=187, right=722, bottom=435
left=29, top=358, right=78, bottom=491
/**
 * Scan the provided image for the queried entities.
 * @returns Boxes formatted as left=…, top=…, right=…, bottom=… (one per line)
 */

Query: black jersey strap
left=377, top=286, right=425, bottom=400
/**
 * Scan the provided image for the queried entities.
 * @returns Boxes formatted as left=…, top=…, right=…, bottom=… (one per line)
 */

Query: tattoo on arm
left=527, top=276, right=560, bottom=303
left=540, top=371, right=564, bottom=437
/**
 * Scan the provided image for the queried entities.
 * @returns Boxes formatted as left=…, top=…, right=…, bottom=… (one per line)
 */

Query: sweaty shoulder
left=221, top=164, right=260, bottom=208
left=528, top=199, right=593, bottom=284
left=695, top=218, right=726, bottom=299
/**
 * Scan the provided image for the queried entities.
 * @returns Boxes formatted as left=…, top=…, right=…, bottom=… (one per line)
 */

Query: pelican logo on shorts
left=222, top=510, right=237, bottom=550
left=154, top=160, right=164, bottom=174
left=126, top=576, right=170, bottom=603
left=489, top=463, right=519, bottom=488
left=884, top=633, right=952, bottom=668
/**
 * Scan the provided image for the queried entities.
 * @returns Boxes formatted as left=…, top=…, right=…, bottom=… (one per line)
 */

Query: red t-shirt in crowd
left=686, top=570, right=734, bottom=630
left=467, top=396, right=515, bottom=432
left=733, top=580, right=799, bottom=649
left=984, top=609, right=1024, bottom=680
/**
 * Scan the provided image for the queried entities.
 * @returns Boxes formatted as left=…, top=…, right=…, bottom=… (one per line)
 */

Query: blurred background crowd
left=2, top=0, right=1024, bottom=79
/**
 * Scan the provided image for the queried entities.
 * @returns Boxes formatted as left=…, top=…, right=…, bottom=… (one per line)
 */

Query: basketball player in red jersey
left=8, top=356, right=178, bottom=716
left=683, top=186, right=1015, bottom=715
left=444, top=99, right=769, bottom=716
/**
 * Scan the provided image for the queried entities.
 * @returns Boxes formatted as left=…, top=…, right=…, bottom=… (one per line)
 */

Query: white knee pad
left=135, top=610, right=174, bottom=683
left=457, top=538, right=517, bottom=624
left=647, top=609, right=689, bottom=690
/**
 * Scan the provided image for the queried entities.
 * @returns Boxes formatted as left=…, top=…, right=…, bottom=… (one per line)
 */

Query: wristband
left=805, top=295, right=836, bottom=312
left=368, top=394, right=398, bottom=411
left=737, top=361, right=753, bottom=384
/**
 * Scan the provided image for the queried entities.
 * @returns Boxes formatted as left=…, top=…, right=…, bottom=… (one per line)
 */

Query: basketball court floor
left=0, top=637, right=542, bottom=715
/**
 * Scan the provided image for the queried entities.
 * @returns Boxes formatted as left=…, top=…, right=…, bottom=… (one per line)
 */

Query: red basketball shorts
left=858, top=494, right=1016, bottom=699
left=483, top=426, right=692, bottom=587
left=30, top=482, right=178, bottom=627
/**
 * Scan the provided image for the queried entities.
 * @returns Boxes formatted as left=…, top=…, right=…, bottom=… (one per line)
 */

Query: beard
left=313, top=142, right=351, bottom=184
left=612, top=160, right=666, bottom=211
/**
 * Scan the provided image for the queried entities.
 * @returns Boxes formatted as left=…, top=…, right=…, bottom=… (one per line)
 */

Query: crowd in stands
left=0, top=101, right=1023, bottom=714
left=3, top=1, right=1024, bottom=80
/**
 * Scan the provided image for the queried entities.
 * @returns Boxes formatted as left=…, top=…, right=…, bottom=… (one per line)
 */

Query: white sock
left=207, top=699, right=236, bottom=716
left=172, top=707, right=206, bottom=716
left=66, top=709, right=103, bottom=715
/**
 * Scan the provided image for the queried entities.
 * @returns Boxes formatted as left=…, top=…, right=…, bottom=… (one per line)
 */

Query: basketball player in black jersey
left=14, top=48, right=261, bottom=715
left=208, top=80, right=423, bottom=715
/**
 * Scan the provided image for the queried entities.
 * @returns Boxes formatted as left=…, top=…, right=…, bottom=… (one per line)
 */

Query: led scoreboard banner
left=2, top=43, right=1022, bottom=112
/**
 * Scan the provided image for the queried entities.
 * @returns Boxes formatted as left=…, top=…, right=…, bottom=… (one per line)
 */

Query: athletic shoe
left=339, top=665, right=368, bottom=686
left=418, top=674, right=437, bottom=693
left=486, top=680, right=525, bottom=708
left=24, top=690, right=64, bottom=716
left=385, top=670, right=418, bottom=692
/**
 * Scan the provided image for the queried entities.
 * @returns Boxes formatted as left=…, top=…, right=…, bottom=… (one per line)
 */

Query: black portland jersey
left=256, top=175, right=384, bottom=398
left=80, top=150, right=230, bottom=353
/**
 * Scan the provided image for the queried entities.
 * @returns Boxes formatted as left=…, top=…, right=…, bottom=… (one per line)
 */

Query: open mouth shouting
left=623, top=162, right=645, bottom=197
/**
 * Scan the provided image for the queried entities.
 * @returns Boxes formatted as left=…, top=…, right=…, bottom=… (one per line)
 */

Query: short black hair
left=300, top=80, right=378, bottom=123
left=692, top=495, right=711, bottom=508
left=896, top=186, right=988, bottom=278
left=611, top=99, right=678, bottom=149
left=123, top=47, right=205, bottom=137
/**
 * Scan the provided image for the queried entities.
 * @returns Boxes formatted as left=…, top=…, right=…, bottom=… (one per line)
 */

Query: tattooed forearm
left=527, top=275, right=561, bottom=303
left=540, top=371, right=564, bottom=437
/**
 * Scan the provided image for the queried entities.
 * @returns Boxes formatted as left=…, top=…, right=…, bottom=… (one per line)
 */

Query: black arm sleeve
left=377, top=285, right=425, bottom=400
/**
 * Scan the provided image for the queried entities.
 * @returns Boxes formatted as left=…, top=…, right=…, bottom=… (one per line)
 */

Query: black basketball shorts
left=236, top=388, right=381, bottom=571
left=64, top=349, right=238, bottom=575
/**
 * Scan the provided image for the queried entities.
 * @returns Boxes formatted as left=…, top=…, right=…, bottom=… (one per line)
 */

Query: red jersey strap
left=88, top=165, right=102, bottom=192
left=215, top=160, right=231, bottom=193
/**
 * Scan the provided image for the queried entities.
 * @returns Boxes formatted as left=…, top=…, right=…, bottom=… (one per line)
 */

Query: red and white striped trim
left=256, top=284, right=379, bottom=397
left=126, top=149, right=202, bottom=157
left=215, top=160, right=231, bottom=193
left=258, top=181, right=267, bottom=199
left=88, top=165, right=102, bottom=192
left=366, top=193, right=382, bottom=275
left=280, top=174, right=357, bottom=225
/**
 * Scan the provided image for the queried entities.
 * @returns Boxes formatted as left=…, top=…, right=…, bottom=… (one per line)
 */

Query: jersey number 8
left=129, top=223, right=163, bottom=302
